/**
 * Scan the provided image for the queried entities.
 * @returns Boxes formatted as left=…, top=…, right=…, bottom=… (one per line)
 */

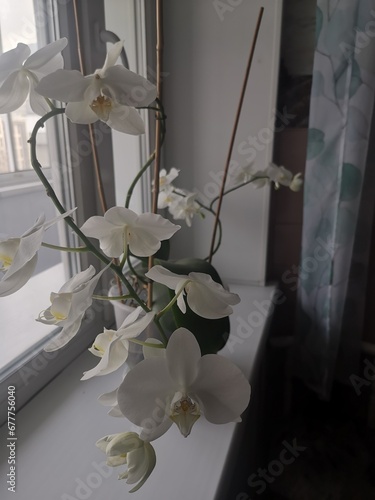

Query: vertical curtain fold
left=295, top=0, right=375, bottom=399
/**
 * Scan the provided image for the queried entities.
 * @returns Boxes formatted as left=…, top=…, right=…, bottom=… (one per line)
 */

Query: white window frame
left=0, top=0, right=151, bottom=422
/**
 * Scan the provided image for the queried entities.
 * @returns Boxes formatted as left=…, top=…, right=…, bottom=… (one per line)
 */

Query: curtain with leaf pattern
left=294, top=0, right=375, bottom=399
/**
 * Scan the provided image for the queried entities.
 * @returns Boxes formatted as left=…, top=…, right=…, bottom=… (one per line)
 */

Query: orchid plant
left=0, top=36, right=302, bottom=492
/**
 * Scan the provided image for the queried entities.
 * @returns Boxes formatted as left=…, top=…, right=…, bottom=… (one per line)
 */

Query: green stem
left=41, top=242, right=89, bottom=252
left=153, top=317, right=168, bottom=346
left=28, top=108, right=150, bottom=313
left=156, top=281, right=189, bottom=319
left=127, top=257, right=148, bottom=284
left=209, top=176, right=269, bottom=211
left=125, top=100, right=166, bottom=209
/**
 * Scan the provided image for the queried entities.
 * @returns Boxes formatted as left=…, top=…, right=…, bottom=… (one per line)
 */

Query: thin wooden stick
left=72, top=0, right=107, bottom=215
left=147, top=0, right=164, bottom=309
left=208, top=7, right=264, bottom=263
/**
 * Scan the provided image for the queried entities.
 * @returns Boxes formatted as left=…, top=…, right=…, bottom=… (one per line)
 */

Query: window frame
left=0, top=0, right=151, bottom=422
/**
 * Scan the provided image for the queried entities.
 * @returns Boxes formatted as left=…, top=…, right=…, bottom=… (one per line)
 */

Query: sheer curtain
left=294, top=0, right=375, bottom=399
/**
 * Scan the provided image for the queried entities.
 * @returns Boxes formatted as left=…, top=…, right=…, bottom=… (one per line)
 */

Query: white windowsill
left=0, top=283, right=276, bottom=500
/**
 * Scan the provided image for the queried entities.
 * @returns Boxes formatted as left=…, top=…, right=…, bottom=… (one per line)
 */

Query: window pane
left=0, top=0, right=68, bottom=374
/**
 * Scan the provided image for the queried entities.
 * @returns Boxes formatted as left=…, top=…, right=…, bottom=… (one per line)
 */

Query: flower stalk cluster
left=0, top=35, right=302, bottom=492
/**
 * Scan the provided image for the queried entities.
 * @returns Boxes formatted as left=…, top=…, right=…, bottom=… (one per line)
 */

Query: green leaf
left=152, top=258, right=230, bottom=354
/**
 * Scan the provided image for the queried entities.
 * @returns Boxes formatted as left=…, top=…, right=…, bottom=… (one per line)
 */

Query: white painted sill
left=0, top=283, right=276, bottom=500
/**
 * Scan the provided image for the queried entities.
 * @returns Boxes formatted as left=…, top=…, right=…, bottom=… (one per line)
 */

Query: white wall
left=162, top=0, right=282, bottom=285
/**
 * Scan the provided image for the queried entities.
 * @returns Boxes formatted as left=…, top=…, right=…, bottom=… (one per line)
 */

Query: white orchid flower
left=267, top=163, right=303, bottom=191
left=230, top=163, right=255, bottom=185
left=168, top=192, right=202, bottom=227
left=159, top=168, right=179, bottom=190
left=39, top=264, right=108, bottom=351
left=0, top=38, right=67, bottom=115
left=36, top=41, right=156, bottom=134
left=0, top=209, right=75, bottom=297
left=96, top=432, right=156, bottom=492
left=157, top=186, right=179, bottom=209
left=117, top=328, right=251, bottom=440
left=289, top=172, right=303, bottom=192
left=81, top=306, right=155, bottom=380
left=80, top=206, right=180, bottom=258
left=146, top=265, right=240, bottom=319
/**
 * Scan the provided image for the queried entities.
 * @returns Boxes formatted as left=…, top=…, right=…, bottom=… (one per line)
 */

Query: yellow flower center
left=90, top=95, right=113, bottom=121
left=0, top=253, right=13, bottom=270
left=52, top=311, right=68, bottom=321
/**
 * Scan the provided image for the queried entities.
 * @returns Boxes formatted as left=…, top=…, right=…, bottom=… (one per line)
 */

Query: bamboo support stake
left=147, top=0, right=164, bottom=308
left=208, top=7, right=264, bottom=263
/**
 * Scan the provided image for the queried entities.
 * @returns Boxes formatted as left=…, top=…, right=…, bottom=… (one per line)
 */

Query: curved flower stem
left=41, top=242, right=89, bottom=252
left=209, top=176, right=269, bottom=211
left=127, top=257, right=148, bottom=285
left=125, top=101, right=166, bottom=209
left=28, top=108, right=150, bottom=312
left=153, top=317, right=168, bottom=346
left=125, top=152, right=156, bottom=208
left=156, top=281, right=189, bottom=319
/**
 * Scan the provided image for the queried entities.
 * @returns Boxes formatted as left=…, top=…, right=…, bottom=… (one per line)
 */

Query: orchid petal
left=118, top=311, right=155, bottom=340
left=103, top=65, right=157, bottom=107
left=108, top=406, right=124, bottom=418
left=98, top=389, right=118, bottom=406
left=80, top=216, right=124, bottom=257
left=43, top=265, right=109, bottom=351
left=107, top=105, right=145, bottom=135
left=117, top=357, right=174, bottom=427
left=186, top=272, right=240, bottom=319
left=29, top=80, right=50, bottom=115
left=100, top=40, right=124, bottom=73
left=59, top=265, right=96, bottom=293
left=145, top=265, right=187, bottom=290
left=143, top=339, right=165, bottom=359
left=81, top=337, right=129, bottom=380
left=0, top=43, right=30, bottom=82
left=44, top=314, right=83, bottom=352
left=23, top=38, right=67, bottom=71
left=126, top=447, right=150, bottom=484
left=104, top=206, right=138, bottom=226
left=166, top=328, right=201, bottom=389
left=88, top=329, right=116, bottom=357
left=139, top=415, right=172, bottom=442
left=0, top=71, right=29, bottom=113
left=36, top=69, right=91, bottom=102
left=191, top=354, right=251, bottom=424
left=65, top=99, right=98, bottom=124
left=0, top=254, right=37, bottom=297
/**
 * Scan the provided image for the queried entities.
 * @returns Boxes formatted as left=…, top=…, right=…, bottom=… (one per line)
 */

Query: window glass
left=0, top=0, right=66, bottom=374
